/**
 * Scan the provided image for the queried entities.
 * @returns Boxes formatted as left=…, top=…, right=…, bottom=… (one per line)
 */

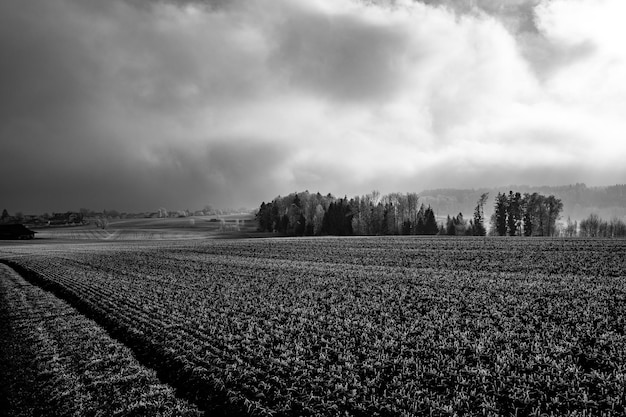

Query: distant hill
left=419, top=184, right=626, bottom=222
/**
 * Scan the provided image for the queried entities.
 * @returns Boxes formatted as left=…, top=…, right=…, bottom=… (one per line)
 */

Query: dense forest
left=257, top=192, right=443, bottom=237
left=256, top=190, right=571, bottom=237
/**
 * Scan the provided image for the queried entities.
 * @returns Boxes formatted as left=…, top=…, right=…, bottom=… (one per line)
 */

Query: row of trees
left=1, top=209, right=85, bottom=226
left=577, top=214, right=626, bottom=237
left=257, top=190, right=626, bottom=238
left=1, top=209, right=24, bottom=224
left=256, top=191, right=444, bottom=236
left=439, top=193, right=489, bottom=236
left=491, top=191, right=563, bottom=237
left=256, top=191, right=490, bottom=237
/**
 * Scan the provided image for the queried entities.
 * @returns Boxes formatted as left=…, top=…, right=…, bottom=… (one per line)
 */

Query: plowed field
left=1, top=237, right=625, bottom=416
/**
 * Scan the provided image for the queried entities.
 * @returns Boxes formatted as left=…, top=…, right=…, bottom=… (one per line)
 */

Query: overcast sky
left=1, top=0, right=625, bottom=213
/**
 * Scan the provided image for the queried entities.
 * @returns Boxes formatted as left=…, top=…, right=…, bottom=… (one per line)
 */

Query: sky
left=1, top=0, right=625, bottom=213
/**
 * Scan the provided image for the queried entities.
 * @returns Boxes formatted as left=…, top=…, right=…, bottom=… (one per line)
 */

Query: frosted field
left=1, top=236, right=625, bottom=416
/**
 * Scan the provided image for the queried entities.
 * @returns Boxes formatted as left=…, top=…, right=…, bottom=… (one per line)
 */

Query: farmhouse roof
left=0, top=224, right=37, bottom=239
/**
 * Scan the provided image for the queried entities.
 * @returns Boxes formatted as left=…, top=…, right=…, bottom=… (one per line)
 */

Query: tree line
left=257, top=190, right=626, bottom=238
left=490, top=191, right=563, bottom=237
left=418, top=183, right=626, bottom=223
left=256, top=191, right=489, bottom=237
left=576, top=214, right=626, bottom=237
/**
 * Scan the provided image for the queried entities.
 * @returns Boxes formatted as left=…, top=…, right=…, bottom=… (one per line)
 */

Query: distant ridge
left=418, top=183, right=626, bottom=222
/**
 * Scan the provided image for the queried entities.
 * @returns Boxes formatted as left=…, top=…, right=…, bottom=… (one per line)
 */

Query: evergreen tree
left=256, top=202, right=268, bottom=231
left=321, top=198, right=353, bottom=235
left=321, top=202, right=336, bottom=235
left=295, top=213, right=306, bottom=236
left=446, top=215, right=456, bottom=235
left=293, top=193, right=301, bottom=209
left=506, top=191, right=522, bottom=236
left=415, top=217, right=425, bottom=235
left=270, top=203, right=281, bottom=232
left=424, top=206, right=438, bottom=235
left=279, top=214, right=289, bottom=234
left=454, top=213, right=467, bottom=235
left=521, top=193, right=533, bottom=236
left=472, top=193, right=488, bottom=236
left=493, top=192, right=508, bottom=236
left=402, top=220, right=412, bottom=235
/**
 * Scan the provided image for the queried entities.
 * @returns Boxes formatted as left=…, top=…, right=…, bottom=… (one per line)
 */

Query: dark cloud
left=140, top=139, right=297, bottom=208
left=0, top=2, right=102, bottom=129
left=418, top=0, right=541, bottom=33
left=520, top=35, right=597, bottom=80
left=0, top=135, right=294, bottom=212
left=0, top=0, right=278, bottom=212
left=123, top=0, right=237, bottom=12
left=1, top=0, right=624, bottom=214
left=269, top=7, right=411, bottom=102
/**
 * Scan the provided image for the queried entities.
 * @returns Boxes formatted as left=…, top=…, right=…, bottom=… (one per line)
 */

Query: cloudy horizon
left=1, top=0, right=625, bottom=213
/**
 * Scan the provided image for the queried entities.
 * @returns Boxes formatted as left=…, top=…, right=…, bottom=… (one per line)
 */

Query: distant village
left=0, top=206, right=251, bottom=229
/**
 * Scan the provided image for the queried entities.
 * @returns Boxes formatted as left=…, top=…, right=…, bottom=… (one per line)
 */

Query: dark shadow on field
left=0, top=298, right=15, bottom=417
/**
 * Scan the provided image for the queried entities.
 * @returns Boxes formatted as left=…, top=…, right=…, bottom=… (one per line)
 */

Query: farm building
left=0, top=224, right=36, bottom=240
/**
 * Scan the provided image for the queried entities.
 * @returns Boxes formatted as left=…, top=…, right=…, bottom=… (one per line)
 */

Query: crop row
left=2, top=237, right=626, bottom=416
left=172, top=236, right=626, bottom=277
left=0, top=262, right=201, bottom=417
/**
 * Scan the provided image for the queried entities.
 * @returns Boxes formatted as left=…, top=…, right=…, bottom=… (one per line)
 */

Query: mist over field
left=419, top=184, right=626, bottom=222
left=2, top=0, right=626, bottom=213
